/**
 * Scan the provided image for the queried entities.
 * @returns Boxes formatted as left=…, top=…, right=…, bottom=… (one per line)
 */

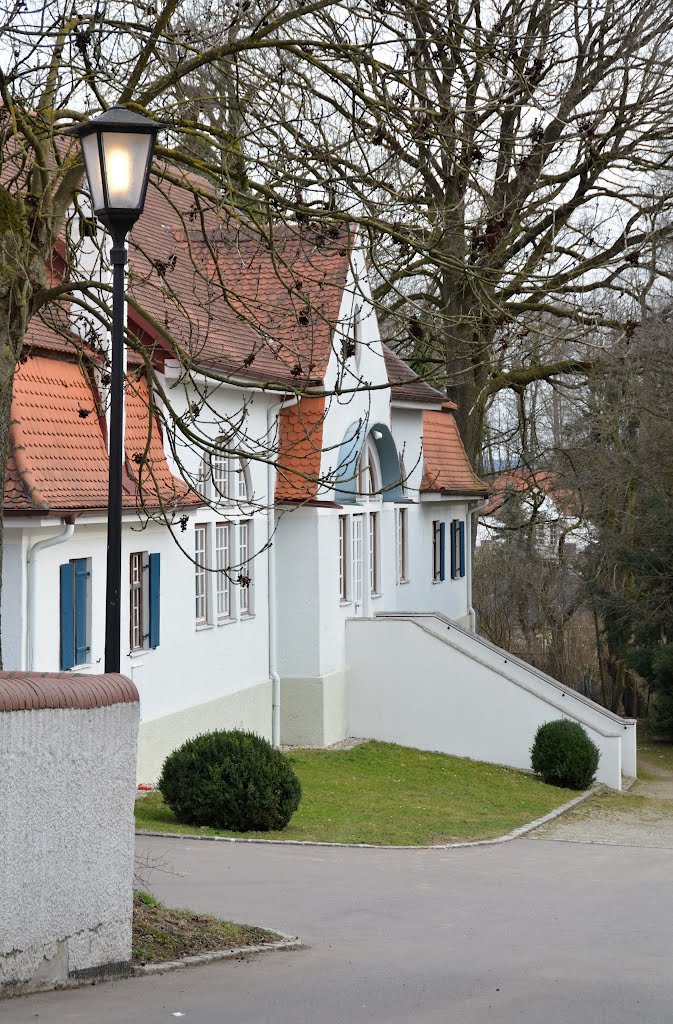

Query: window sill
left=195, top=622, right=214, bottom=632
left=128, top=648, right=149, bottom=659
left=371, top=592, right=383, bottom=600
left=217, top=617, right=237, bottom=627
left=240, top=612, right=255, bottom=621
left=71, top=663, right=93, bottom=673
left=398, top=578, right=410, bottom=585
left=340, top=599, right=353, bottom=607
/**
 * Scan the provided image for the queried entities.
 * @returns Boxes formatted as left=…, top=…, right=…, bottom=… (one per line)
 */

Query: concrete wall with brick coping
left=0, top=673, right=139, bottom=996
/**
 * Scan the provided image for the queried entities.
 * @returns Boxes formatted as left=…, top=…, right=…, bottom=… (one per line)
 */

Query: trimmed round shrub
left=158, top=730, right=302, bottom=831
left=531, top=719, right=600, bottom=790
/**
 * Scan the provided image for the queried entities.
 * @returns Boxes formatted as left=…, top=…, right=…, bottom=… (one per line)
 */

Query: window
left=357, top=439, right=379, bottom=497
left=339, top=515, right=349, bottom=601
left=215, top=523, right=233, bottom=619
left=352, top=514, right=363, bottom=605
left=211, top=453, right=229, bottom=501
left=397, top=508, right=408, bottom=582
left=195, top=524, right=208, bottom=623
left=130, top=553, right=143, bottom=650
left=239, top=519, right=253, bottom=615
left=59, top=558, right=91, bottom=670
left=450, top=520, right=466, bottom=579
left=369, top=511, right=379, bottom=594
left=208, top=452, right=250, bottom=505
left=432, top=520, right=445, bottom=582
left=129, top=551, right=161, bottom=651
left=236, top=459, right=250, bottom=503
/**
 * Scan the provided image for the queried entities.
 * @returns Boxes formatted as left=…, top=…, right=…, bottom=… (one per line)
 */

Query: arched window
left=357, top=438, right=380, bottom=497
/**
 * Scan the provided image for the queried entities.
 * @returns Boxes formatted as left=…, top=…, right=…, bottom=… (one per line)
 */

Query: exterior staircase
left=346, top=612, right=636, bottom=790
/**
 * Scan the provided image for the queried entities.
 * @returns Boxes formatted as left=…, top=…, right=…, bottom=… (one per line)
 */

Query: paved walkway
left=5, top=831, right=673, bottom=1023
left=530, top=751, right=673, bottom=848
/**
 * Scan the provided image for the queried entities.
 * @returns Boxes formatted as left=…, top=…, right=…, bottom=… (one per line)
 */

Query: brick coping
left=0, top=672, right=139, bottom=711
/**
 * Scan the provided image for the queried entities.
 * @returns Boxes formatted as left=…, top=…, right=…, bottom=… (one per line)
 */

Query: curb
left=136, top=786, right=600, bottom=851
left=134, top=936, right=303, bottom=976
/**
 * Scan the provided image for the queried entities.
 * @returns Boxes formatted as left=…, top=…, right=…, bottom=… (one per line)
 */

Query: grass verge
left=135, top=740, right=579, bottom=846
left=132, top=890, right=280, bottom=965
left=638, top=740, right=673, bottom=774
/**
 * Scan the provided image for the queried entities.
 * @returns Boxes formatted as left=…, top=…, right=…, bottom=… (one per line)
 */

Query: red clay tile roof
left=421, top=405, right=488, bottom=496
left=0, top=672, right=139, bottom=711
left=6, top=352, right=198, bottom=515
left=127, top=170, right=351, bottom=388
left=482, top=469, right=582, bottom=518
left=383, top=346, right=448, bottom=406
left=275, top=398, right=326, bottom=501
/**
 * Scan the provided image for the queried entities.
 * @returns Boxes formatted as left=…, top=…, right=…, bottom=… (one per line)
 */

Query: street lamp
left=67, top=105, right=163, bottom=672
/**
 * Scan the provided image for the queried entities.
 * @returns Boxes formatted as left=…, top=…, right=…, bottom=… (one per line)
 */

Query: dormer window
left=357, top=438, right=380, bottom=496
left=202, top=449, right=251, bottom=505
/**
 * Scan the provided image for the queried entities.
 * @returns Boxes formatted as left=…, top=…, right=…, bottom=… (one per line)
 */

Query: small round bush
left=158, top=730, right=302, bottom=831
left=531, top=719, right=600, bottom=790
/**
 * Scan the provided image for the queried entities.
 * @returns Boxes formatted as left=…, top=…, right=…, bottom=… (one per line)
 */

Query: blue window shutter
left=459, top=521, right=466, bottom=578
left=149, top=553, right=161, bottom=648
left=439, top=522, right=446, bottom=581
left=450, top=520, right=457, bottom=578
left=74, top=559, right=89, bottom=664
left=59, top=563, right=75, bottom=671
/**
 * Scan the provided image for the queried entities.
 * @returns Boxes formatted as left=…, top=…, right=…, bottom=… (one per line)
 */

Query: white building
left=2, top=170, right=635, bottom=790
left=477, top=469, right=591, bottom=557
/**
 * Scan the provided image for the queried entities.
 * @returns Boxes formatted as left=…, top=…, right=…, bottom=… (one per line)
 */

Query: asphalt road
left=3, top=835, right=672, bottom=1023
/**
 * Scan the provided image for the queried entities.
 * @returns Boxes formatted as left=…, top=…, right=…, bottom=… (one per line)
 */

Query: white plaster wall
left=137, top=679, right=271, bottom=783
left=0, top=700, right=139, bottom=993
left=319, top=249, right=393, bottom=496
left=347, top=617, right=627, bottom=789
left=16, top=516, right=271, bottom=773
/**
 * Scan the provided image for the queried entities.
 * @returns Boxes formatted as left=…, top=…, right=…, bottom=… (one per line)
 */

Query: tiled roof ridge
left=0, top=672, right=139, bottom=711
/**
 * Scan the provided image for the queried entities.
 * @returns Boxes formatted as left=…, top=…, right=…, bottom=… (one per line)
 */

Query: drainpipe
left=267, top=396, right=299, bottom=747
left=26, top=516, right=76, bottom=670
left=466, top=498, right=489, bottom=633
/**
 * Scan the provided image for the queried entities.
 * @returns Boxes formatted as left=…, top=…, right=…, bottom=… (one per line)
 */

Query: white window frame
left=396, top=508, right=408, bottom=583
left=239, top=519, right=253, bottom=616
left=339, top=515, right=349, bottom=602
left=129, top=551, right=149, bottom=650
left=352, top=514, right=364, bottom=607
left=195, top=524, right=209, bottom=624
left=369, top=511, right=380, bottom=595
left=215, top=522, right=233, bottom=620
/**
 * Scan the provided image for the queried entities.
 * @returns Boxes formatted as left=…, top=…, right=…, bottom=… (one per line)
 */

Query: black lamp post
left=67, top=106, right=162, bottom=673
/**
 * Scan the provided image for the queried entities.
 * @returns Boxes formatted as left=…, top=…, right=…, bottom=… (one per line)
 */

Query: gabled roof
left=5, top=349, right=198, bottom=515
left=127, top=171, right=352, bottom=389
left=383, top=346, right=447, bottom=406
left=421, top=405, right=489, bottom=497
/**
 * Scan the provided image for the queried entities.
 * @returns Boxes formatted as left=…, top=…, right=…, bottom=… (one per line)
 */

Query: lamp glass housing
left=70, top=106, right=162, bottom=234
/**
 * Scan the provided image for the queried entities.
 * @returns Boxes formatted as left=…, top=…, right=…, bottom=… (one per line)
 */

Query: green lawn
left=135, top=741, right=579, bottom=846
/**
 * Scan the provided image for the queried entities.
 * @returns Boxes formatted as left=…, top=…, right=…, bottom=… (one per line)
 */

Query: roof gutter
left=26, top=516, right=76, bottom=670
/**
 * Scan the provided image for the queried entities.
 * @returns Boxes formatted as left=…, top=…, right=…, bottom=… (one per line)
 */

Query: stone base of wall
left=137, top=680, right=272, bottom=784
left=280, top=671, right=348, bottom=747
